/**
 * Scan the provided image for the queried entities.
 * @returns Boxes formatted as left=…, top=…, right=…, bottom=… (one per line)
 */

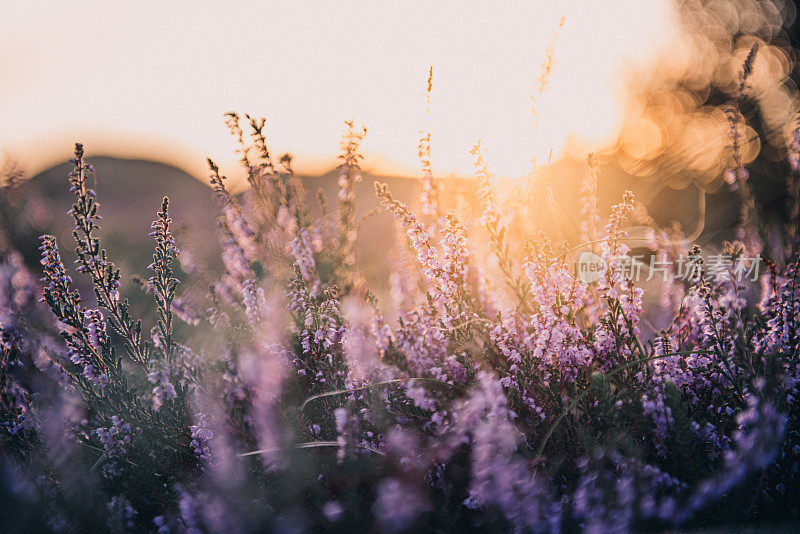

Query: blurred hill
left=1, top=153, right=759, bottom=329
left=4, top=155, right=745, bottom=275
left=1, top=157, right=478, bottom=312
left=0, top=158, right=223, bottom=320
left=7, top=157, right=221, bottom=277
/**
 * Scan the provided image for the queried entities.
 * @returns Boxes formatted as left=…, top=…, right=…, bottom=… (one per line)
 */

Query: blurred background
left=0, top=0, right=678, bottom=179
left=3, top=0, right=800, bottom=315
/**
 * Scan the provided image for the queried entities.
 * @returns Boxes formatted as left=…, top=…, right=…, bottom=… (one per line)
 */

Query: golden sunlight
left=0, top=0, right=677, bottom=181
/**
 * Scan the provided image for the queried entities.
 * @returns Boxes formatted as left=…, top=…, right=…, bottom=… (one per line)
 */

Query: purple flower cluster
left=189, top=413, right=214, bottom=464
left=5, top=102, right=800, bottom=533
left=95, top=416, right=139, bottom=478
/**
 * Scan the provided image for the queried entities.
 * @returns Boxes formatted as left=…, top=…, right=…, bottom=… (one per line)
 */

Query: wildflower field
left=4, top=4, right=800, bottom=533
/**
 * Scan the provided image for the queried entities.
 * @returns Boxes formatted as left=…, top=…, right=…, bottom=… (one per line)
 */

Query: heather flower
left=38, top=235, right=74, bottom=302
left=207, top=301, right=231, bottom=331
left=334, top=407, right=350, bottom=462
left=376, top=182, right=440, bottom=286
left=340, top=298, right=391, bottom=385
left=148, top=360, right=177, bottom=411
left=67, top=144, right=122, bottom=304
left=439, top=214, right=470, bottom=301
left=0, top=380, right=33, bottom=437
left=336, top=121, right=366, bottom=280
left=573, top=451, right=685, bottom=532
left=290, top=226, right=316, bottom=283
left=395, top=306, right=466, bottom=385
left=236, top=343, right=286, bottom=463
left=5, top=101, right=800, bottom=532
left=375, top=477, right=430, bottom=532
left=208, top=159, right=259, bottom=261
left=65, top=321, right=109, bottom=390
left=755, top=257, right=800, bottom=357
left=190, top=413, right=214, bottom=464
left=521, top=246, right=594, bottom=382
left=95, top=416, right=138, bottom=478
left=287, top=275, right=345, bottom=392
left=241, top=279, right=267, bottom=328
left=456, top=372, right=558, bottom=533
left=593, top=191, right=644, bottom=370
left=84, top=308, right=106, bottom=350
left=403, top=380, right=438, bottom=412
left=472, top=141, right=528, bottom=305
left=107, top=495, right=137, bottom=532
left=178, top=488, right=202, bottom=534
left=678, top=397, right=786, bottom=523
left=573, top=455, right=635, bottom=534
left=218, top=229, right=254, bottom=284
left=170, top=297, right=201, bottom=326
left=418, top=67, right=441, bottom=223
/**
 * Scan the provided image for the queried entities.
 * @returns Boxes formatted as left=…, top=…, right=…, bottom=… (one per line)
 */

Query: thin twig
left=300, top=377, right=465, bottom=410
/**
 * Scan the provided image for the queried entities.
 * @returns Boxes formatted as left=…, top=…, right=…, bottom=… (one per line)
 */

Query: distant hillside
left=3, top=154, right=749, bottom=326
left=4, top=157, right=480, bottom=311
left=10, top=158, right=219, bottom=275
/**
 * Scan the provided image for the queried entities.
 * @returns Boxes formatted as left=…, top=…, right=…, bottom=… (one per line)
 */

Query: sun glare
left=0, top=0, right=677, bottom=181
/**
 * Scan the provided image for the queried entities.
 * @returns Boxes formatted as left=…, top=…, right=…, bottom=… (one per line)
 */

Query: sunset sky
left=0, top=1, right=679, bottom=181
